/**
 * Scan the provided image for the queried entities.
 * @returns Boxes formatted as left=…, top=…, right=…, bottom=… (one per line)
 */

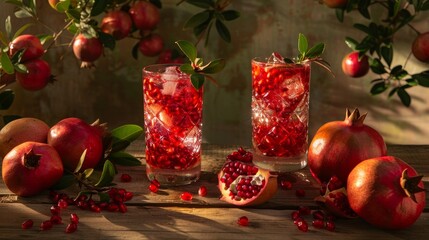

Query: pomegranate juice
left=251, top=57, right=311, bottom=172
left=142, top=64, right=202, bottom=185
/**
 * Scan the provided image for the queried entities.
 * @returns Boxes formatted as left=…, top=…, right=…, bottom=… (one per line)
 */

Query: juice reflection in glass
left=251, top=54, right=311, bottom=172
left=142, top=64, right=202, bottom=185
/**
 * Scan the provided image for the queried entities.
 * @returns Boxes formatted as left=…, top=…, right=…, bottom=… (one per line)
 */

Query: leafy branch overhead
left=180, top=0, right=240, bottom=45
left=175, top=40, right=225, bottom=89
left=333, top=0, right=429, bottom=107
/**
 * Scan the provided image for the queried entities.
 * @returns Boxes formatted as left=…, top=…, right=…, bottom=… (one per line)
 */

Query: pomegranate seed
left=291, top=210, right=300, bottom=220
left=293, top=217, right=304, bottom=225
left=312, top=219, right=324, bottom=229
left=50, top=215, right=62, bottom=224
left=148, top=183, right=159, bottom=193
left=151, top=179, right=161, bottom=188
left=120, top=173, right=132, bottom=182
left=327, top=176, right=343, bottom=191
left=312, top=210, right=325, bottom=220
left=40, top=220, right=53, bottom=231
left=21, top=219, right=33, bottom=229
left=70, top=213, right=79, bottom=224
left=77, top=200, right=89, bottom=210
left=99, top=202, right=109, bottom=210
left=57, top=199, right=68, bottom=209
left=65, top=223, right=77, bottom=233
left=326, top=220, right=336, bottom=231
left=90, top=204, right=101, bottom=213
left=237, top=216, right=249, bottom=226
left=280, top=180, right=292, bottom=190
left=180, top=192, right=193, bottom=201
left=198, top=185, right=207, bottom=197
left=118, top=203, right=127, bottom=213
left=298, top=206, right=311, bottom=215
left=50, top=205, right=61, bottom=215
left=124, top=191, right=134, bottom=201
left=108, top=203, right=119, bottom=212
left=295, top=189, right=306, bottom=197
left=296, top=219, right=308, bottom=232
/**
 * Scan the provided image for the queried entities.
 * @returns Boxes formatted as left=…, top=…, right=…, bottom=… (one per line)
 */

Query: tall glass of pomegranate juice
left=142, top=64, right=203, bottom=185
left=251, top=53, right=311, bottom=172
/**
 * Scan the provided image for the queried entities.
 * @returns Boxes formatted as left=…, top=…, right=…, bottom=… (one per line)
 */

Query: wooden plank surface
left=1, top=143, right=429, bottom=239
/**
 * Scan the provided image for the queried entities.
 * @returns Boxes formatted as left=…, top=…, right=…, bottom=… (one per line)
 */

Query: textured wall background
left=1, top=1, right=428, bottom=146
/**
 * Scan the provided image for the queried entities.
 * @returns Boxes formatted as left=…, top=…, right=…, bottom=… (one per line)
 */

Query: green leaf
left=111, top=124, right=143, bottom=144
left=14, top=9, right=33, bottom=18
left=5, top=16, right=12, bottom=41
left=370, top=58, right=387, bottom=74
left=353, top=23, right=370, bottom=34
left=109, top=151, right=142, bottom=166
left=298, top=33, right=308, bottom=56
left=221, top=10, right=240, bottom=21
left=37, top=34, right=53, bottom=45
left=405, top=78, right=419, bottom=86
left=215, top=20, right=231, bottom=42
left=0, top=89, right=15, bottom=110
left=91, top=0, right=108, bottom=16
left=422, top=1, right=429, bottom=10
left=306, top=43, right=325, bottom=59
left=55, top=0, right=71, bottom=12
left=397, top=87, right=411, bottom=107
left=357, top=0, right=371, bottom=19
left=388, top=87, right=398, bottom=97
left=98, top=31, right=116, bottom=50
left=111, top=140, right=130, bottom=153
left=74, top=149, right=87, bottom=173
left=200, top=58, right=225, bottom=74
left=370, top=82, right=388, bottom=95
left=413, top=72, right=429, bottom=87
left=175, top=40, right=197, bottom=62
left=3, top=115, right=21, bottom=125
left=98, top=192, right=110, bottom=203
left=83, top=168, right=94, bottom=179
left=1, top=52, right=14, bottom=74
left=185, top=0, right=215, bottom=8
left=50, top=173, right=76, bottom=190
left=179, top=63, right=195, bottom=74
left=335, top=8, right=344, bottom=22
left=95, top=160, right=116, bottom=187
left=381, top=45, right=393, bottom=67
left=184, top=10, right=211, bottom=30
left=345, top=37, right=359, bottom=50
left=190, top=73, right=205, bottom=89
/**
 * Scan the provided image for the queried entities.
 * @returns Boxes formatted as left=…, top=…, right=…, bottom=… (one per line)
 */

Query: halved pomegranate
left=218, top=147, right=277, bottom=206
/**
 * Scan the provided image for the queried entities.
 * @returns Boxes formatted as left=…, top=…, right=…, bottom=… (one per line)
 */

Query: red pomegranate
left=307, top=108, right=387, bottom=184
left=138, top=33, right=164, bottom=57
left=9, top=34, right=44, bottom=62
left=47, top=118, right=104, bottom=172
left=129, top=1, right=160, bottom=31
left=101, top=10, right=133, bottom=40
left=412, top=32, right=429, bottom=63
left=15, top=59, right=52, bottom=91
left=342, top=51, right=370, bottom=78
left=347, top=156, right=425, bottom=229
left=72, top=34, right=103, bottom=68
left=2, top=142, right=64, bottom=197
left=218, top=147, right=278, bottom=206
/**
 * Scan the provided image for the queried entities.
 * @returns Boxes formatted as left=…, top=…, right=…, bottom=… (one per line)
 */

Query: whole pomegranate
left=47, top=118, right=104, bottom=172
left=138, top=34, right=164, bottom=57
left=412, top=32, right=429, bottom=63
left=308, top=108, right=387, bottom=184
left=323, top=0, right=347, bottom=8
left=101, top=10, right=132, bottom=40
left=72, top=34, right=103, bottom=68
left=2, top=142, right=64, bottom=197
left=129, top=1, right=160, bottom=31
left=342, top=51, right=370, bottom=78
left=347, top=156, right=425, bottom=229
left=15, top=59, right=52, bottom=91
left=0, top=117, right=50, bottom=158
left=9, top=34, right=44, bottom=62
left=218, top=147, right=278, bottom=206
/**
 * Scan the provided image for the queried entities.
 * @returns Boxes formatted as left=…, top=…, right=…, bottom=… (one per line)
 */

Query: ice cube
left=267, top=52, right=286, bottom=64
left=281, top=74, right=304, bottom=100
left=161, top=66, right=179, bottom=95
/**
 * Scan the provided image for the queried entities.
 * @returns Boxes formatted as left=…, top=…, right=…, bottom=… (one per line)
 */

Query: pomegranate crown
left=400, top=168, right=425, bottom=203
left=344, top=108, right=367, bottom=126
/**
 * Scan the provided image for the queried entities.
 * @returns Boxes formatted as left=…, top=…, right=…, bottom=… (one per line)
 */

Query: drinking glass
left=251, top=56, right=311, bottom=172
left=142, top=64, right=203, bottom=185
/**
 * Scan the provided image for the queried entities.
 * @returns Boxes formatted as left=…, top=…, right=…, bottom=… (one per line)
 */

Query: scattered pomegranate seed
left=280, top=180, right=292, bottom=190
left=291, top=210, right=300, bottom=220
left=124, top=191, right=134, bottom=201
left=148, top=183, right=159, bottom=193
left=99, top=202, right=109, bottom=210
left=293, top=217, right=304, bottom=225
left=40, top=220, right=53, bottom=231
left=90, top=204, right=101, bottom=213
left=198, top=185, right=207, bottom=197
left=50, top=215, right=62, bottom=224
left=325, top=220, right=336, bottom=231
left=108, top=203, right=119, bottom=212
left=312, top=210, right=325, bottom=220
left=118, top=203, right=128, bottom=213
left=180, top=192, right=193, bottom=201
left=312, top=219, right=324, bottom=229
left=50, top=205, right=61, bottom=215
left=120, top=173, right=132, bottom=182
left=296, top=219, right=308, bottom=232
left=70, top=213, right=79, bottom=224
left=237, top=216, right=249, bottom=226
left=295, top=189, right=306, bottom=197
left=76, top=200, right=89, bottom=210
left=298, top=206, right=311, bottom=215
left=21, top=219, right=33, bottom=229
left=151, top=179, right=161, bottom=188
left=57, top=198, right=68, bottom=209
left=65, top=223, right=77, bottom=233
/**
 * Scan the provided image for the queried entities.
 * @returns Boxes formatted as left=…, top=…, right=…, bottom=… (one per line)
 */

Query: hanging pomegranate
left=308, top=108, right=387, bottom=184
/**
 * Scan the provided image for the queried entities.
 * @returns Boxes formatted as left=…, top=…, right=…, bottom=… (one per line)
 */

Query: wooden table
left=1, top=143, right=428, bottom=239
